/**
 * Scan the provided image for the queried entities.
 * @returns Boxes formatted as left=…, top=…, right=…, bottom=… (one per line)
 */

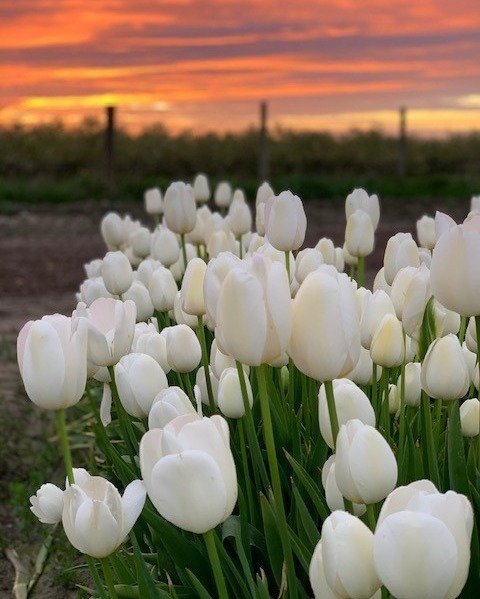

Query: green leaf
left=447, top=401, right=470, bottom=496
left=130, top=531, right=161, bottom=598
left=185, top=571, right=213, bottom=599
left=292, top=484, right=320, bottom=552
left=260, top=493, right=284, bottom=587
left=284, top=452, right=329, bottom=520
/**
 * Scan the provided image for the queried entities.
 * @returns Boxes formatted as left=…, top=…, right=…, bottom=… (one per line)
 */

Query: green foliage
left=1, top=121, right=480, bottom=205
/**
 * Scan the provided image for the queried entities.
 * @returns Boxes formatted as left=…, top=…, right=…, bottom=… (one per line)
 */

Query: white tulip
left=383, top=232, right=420, bottom=285
left=421, top=335, right=470, bottom=400
left=196, top=366, right=219, bottom=406
left=370, top=314, right=405, bottom=368
left=150, top=226, right=180, bottom=267
left=30, top=483, right=65, bottom=524
left=180, top=258, right=206, bottom=316
left=460, top=398, right=480, bottom=437
left=73, top=298, right=136, bottom=367
left=264, top=190, right=307, bottom=251
left=416, top=215, right=436, bottom=250
left=130, top=227, right=151, bottom=258
left=162, top=324, right=201, bottom=372
left=217, top=367, right=253, bottom=418
left=321, top=510, right=381, bottom=598
left=214, top=181, right=233, bottom=209
left=345, top=209, right=374, bottom=258
left=132, top=329, right=170, bottom=373
left=318, top=379, right=375, bottom=448
left=295, top=248, right=324, bottom=285
left=163, top=181, right=196, bottom=234
left=144, top=188, right=163, bottom=215
left=101, top=251, right=133, bottom=296
left=321, top=456, right=366, bottom=517
left=148, top=387, right=195, bottom=429
left=123, top=280, right=154, bottom=322
left=62, top=472, right=145, bottom=558
left=335, top=419, right=397, bottom=504
left=360, top=290, right=396, bottom=350
left=193, top=173, right=210, bottom=203
left=397, top=362, right=421, bottom=407
left=18, top=314, right=87, bottom=410
left=345, top=188, right=380, bottom=230
left=140, top=414, right=237, bottom=533
left=316, top=237, right=336, bottom=265
left=101, top=212, right=125, bottom=249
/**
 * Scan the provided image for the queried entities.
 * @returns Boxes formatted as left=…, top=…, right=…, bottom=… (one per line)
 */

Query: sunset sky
left=2, top=0, right=480, bottom=135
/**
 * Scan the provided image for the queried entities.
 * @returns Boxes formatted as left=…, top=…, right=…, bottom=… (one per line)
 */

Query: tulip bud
left=264, top=190, right=307, bottom=251
left=30, top=483, right=64, bottom=524
left=318, top=379, right=375, bottom=448
left=215, top=255, right=292, bottom=366
left=123, top=280, right=154, bottom=322
left=290, top=266, right=360, bottom=382
left=342, top=242, right=358, bottom=267
left=210, top=339, right=246, bottom=379
left=140, top=414, right=237, bottom=533
left=255, top=182, right=274, bottom=234
left=115, top=353, right=168, bottom=418
left=295, top=248, right=324, bottom=284
left=132, top=330, right=170, bottom=373
left=388, top=383, right=400, bottom=414
left=163, top=182, right=196, bottom=234
left=360, top=290, right=396, bottom=350
left=345, top=188, right=380, bottom=230
left=207, top=230, right=236, bottom=259
left=370, top=314, right=405, bottom=368
left=465, top=318, right=478, bottom=354
left=462, top=342, right=477, bottom=383
left=346, top=346, right=382, bottom=386
left=214, top=181, right=233, bottom=209
left=101, top=251, right=133, bottom=296
left=383, top=232, right=420, bottom=285
left=148, top=387, right=195, bottom=429
left=345, top=209, right=375, bottom=258
left=334, top=247, right=345, bottom=273
left=144, top=188, right=163, bottom=215
left=460, top=398, right=479, bottom=437
left=372, top=267, right=391, bottom=295
left=172, top=290, right=198, bottom=327
left=203, top=252, right=241, bottom=326
left=150, top=226, right=180, bottom=267
left=73, top=297, right=136, bottom=367
left=321, top=511, right=381, bottom=598
left=335, top=419, right=397, bottom=504
left=148, top=266, right=178, bottom=312
left=84, top=259, right=103, bottom=279
left=196, top=365, right=219, bottom=406
left=416, top=214, right=436, bottom=250
left=188, top=206, right=211, bottom=245
left=321, top=456, right=366, bottom=517
left=433, top=299, right=461, bottom=338
left=162, top=324, right=201, bottom=372
left=62, top=473, right=146, bottom=558
left=101, top=212, right=125, bottom=249
left=180, top=258, right=206, bottom=316
left=309, top=541, right=343, bottom=599
left=217, top=367, right=253, bottom=418
left=130, top=227, right=151, bottom=258
left=374, top=481, right=473, bottom=599
left=226, top=194, right=252, bottom=238
left=17, top=315, right=87, bottom=410
left=390, top=265, right=431, bottom=338
left=421, top=334, right=470, bottom=400
left=193, top=173, right=210, bottom=203
left=397, top=361, right=421, bottom=407
left=430, top=212, right=480, bottom=316
left=316, top=237, right=336, bottom=265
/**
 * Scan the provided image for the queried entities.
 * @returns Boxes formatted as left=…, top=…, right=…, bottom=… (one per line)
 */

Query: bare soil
left=0, top=197, right=466, bottom=596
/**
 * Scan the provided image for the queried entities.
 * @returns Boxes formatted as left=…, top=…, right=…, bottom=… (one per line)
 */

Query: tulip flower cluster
left=17, top=175, right=480, bottom=599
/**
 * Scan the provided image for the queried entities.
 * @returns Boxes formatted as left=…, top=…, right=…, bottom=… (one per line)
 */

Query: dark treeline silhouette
left=1, top=119, right=479, bottom=204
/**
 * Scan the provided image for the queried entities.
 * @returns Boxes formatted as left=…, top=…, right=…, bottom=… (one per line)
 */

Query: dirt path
left=0, top=197, right=467, bottom=595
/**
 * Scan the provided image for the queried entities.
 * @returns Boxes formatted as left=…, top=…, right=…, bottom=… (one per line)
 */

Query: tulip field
left=6, top=181, right=480, bottom=598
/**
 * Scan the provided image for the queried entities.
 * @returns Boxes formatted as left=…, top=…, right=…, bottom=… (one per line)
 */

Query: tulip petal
left=100, top=383, right=112, bottom=426
left=148, top=449, right=228, bottom=534
left=73, top=498, right=121, bottom=558
left=121, top=480, right=146, bottom=538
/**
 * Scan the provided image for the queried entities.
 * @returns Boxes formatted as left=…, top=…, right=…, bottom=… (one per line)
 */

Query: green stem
left=475, top=316, right=480, bottom=391
left=180, top=233, right=188, bottom=271
left=324, top=380, right=354, bottom=514
left=284, top=251, right=290, bottom=280
left=85, top=556, right=108, bottom=599
left=459, top=316, right=468, bottom=344
left=365, top=503, right=377, bottom=532
left=236, top=361, right=269, bottom=488
left=324, top=380, right=340, bottom=448
left=356, top=256, right=365, bottom=288
left=182, top=372, right=194, bottom=403
left=238, top=419, right=255, bottom=522
left=256, top=364, right=297, bottom=598
left=100, top=557, right=117, bottom=599
left=203, top=529, right=228, bottom=599
left=55, top=409, right=74, bottom=485
left=398, top=355, right=407, bottom=484
left=421, top=391, right=440, bottom=487
left=197, top=315, right=215, bottom=411
left=371, top=363, right=378, bottom=415
left=349, top=263, right=356, bottom=280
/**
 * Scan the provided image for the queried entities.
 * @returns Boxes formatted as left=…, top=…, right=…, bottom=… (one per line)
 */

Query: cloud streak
left=1, top=0, right=480, bottom=134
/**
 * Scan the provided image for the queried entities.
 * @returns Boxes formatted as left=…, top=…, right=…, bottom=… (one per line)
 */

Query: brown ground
left=0, top=197, right=467, bottom=596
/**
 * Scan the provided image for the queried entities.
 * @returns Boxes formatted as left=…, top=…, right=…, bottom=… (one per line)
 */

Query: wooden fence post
left=105, top=105, right=116, bottom=191
left=259, top=101, right=269, bottom=182
left=398, top=106, right=407, bottom=178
